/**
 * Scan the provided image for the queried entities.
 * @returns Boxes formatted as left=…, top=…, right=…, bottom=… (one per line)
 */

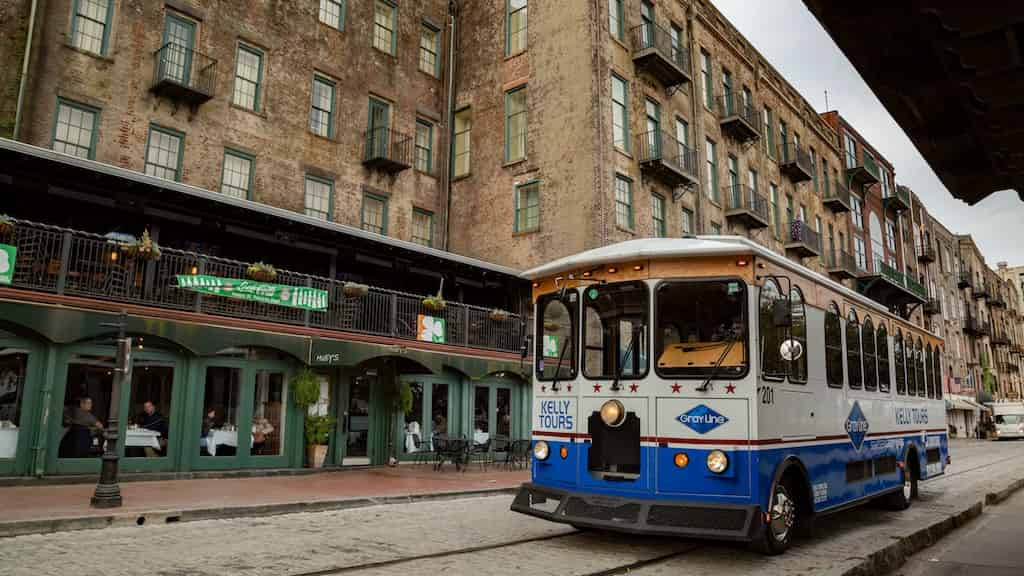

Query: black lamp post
left=91, top=315, right=131, bottom=508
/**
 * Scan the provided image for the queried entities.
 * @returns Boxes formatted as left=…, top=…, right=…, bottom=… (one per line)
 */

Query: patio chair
left=466, top=438, right=492, bottom=472
left=411, top=433, right=434, bottom=465
left=508, top=439, right=532, bottom=470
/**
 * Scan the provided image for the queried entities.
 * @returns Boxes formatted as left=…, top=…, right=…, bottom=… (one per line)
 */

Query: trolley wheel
left=884, top=456, right=917, bottom=510
left=752, top=476, right=798, bottom=555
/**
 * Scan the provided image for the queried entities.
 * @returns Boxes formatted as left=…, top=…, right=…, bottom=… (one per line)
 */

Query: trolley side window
left=916, top=338, right=926, bottom=398
left=894, top=329, right=906, bottom=395
left=906, top=337, right=917, bottom=396
left=846, top=309, right=863, bottom=389
left=925, top=343, right=935, bottom=398
left=863, top=316, right=877, bottom=391
left=582, top=281, right=649, bottom=380
left=536, top=290, right=578, bottom=381
left=934, top=347, right=943, bottom=399
left=656, top=279, right=748, bottom=378
left=877, top=322, right=891, bottom=393
left=825, top=302, right=843, bottom=388
left=788, top=287, right=808, bottom=384
left=759, top=279, right=787, bottom=380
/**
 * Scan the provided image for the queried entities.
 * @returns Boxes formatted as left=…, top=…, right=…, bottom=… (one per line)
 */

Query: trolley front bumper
left=511, top=483, right=762, bottom=541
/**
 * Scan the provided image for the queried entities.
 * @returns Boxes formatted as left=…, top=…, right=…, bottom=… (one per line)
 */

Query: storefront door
left=473, top=384, right=514, bottom=446
left=339, top=374, right=372, bottom=465
left=0, top=336, right=44, bottom=477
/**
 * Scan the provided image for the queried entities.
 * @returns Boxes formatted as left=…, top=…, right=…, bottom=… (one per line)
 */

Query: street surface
left=1, top=439, right=1023, bottom=576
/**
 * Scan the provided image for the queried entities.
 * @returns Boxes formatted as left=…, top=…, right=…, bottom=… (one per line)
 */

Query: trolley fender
left=768, top=456, right=813, bottom=514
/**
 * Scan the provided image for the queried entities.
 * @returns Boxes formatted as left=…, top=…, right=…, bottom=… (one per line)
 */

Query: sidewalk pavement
left=0, top=465, right=529, bottom=538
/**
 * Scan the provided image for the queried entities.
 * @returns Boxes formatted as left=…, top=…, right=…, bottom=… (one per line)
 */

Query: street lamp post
left=91, top=316, right=131, bottom=508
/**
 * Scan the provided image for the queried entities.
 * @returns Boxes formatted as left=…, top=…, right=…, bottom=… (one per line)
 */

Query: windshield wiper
left=696, top=328, right=738, bottom=392
left=549, top=336, right=570, bottom=392
left=611, top=325, right=640, bottom=392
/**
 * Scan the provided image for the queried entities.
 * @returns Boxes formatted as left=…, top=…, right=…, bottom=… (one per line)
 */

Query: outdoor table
left=123, top=428, right=161, bottom=449
left=433, top=436, right=469, bottom=471
left=204, top=428, right=253, bottom=456
left=0, top=427, right=18, bottom=459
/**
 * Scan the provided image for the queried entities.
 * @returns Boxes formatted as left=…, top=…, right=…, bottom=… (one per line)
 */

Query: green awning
left=309, top=337, right=526, bottom=379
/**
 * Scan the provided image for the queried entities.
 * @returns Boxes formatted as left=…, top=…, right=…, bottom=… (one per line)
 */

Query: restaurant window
left=200, top=366, right=240, bottom=457
left=611, top=74, right=629, bottom=151
left=507, top=0, right=527, bottom=55
left=825, top=302, right=843, bottom=388
left=251, top=370, right=285, bottom=456
left=760, top=279, right=787, bottom=380
left=221, top=149, right=254, bottom=200
left=304, top=175, right=333, bottom=221
left=419, top=22, right=440, bottom=76
left=916, top=338, right=926, bottom=398
left=514, top=180, right=540, bottom=233
left=657, top=279, right=747, bottom=378
left=233, top=44, right=263, bottom=111
left=925, top=344, right=935, bottom=398
left=863, top=317, right=877, bottom=391
left=309, top=75, right=335, bottom=138
left=615, top=174, right=633, bottom=230
left=585, top=281, right=649, bottom=380
left=319, top=0, right=345, bottom=29
left=412, top=208, right=434, bottom=247
left=53, top=99, right=99, bottom=159
left=0, top=351, right=28, bottom=460
left=536, top=290, right=578, bottom=381
left=402, top=382, right=424, bottom=454
left=878, top=322, right=891, bottom=393
left=60, top=355, right=114, bottom=459
left=361, top=192, right=388, bottom=235
left=415, top=119, right=433, bottom=174
left=652, top=194, right=666, bottom=237
left=789, top=287, right=807, bottom=384
left=453, top=108, right=472, bottom=178
left=894, top=329, right=906, bottom=395
left=846, top=309, right=862, bottom=389
left=71, top=0, right=113, bottom=55
left=431, top=383, right=449, bottom=437
left=681, top=207, right=694, bottom=236
left=473, top=386, right=489, bottom=438
left=125, top=360, right=174, bottom=458
left=145, top=125, right=184, bottom=182
left=505, top=86, right=527, bottom=162
left=373, top=0, right=397, bottom=55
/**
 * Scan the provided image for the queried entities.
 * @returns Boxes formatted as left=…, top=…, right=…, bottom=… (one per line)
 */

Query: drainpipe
left=12, top=0, right=39, bottom=140
left=442, top=0, right=459, bottom=251
left=686, top=4, right=703, bottom=234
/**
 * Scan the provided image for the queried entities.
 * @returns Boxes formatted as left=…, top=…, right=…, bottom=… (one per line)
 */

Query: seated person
left=139, top=400, right=169, bottom=457
left=62, top=397, right=105, bottom=458
left=251, top=415, right=274, bottom=455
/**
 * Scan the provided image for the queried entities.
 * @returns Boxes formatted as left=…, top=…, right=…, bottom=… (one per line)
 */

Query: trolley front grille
left=647, top=505, right=748, bottom=531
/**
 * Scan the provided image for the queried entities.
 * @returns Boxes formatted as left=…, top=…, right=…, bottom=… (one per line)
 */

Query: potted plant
left=422, top=295, right=446, bottom=311
left=342, top=281, right=369, bottom=298
left=289, top=369, right=332, bottom=468
left=0, top=215, right=13, bottom=237
left=489, top=308, right=511, bottom=322
left=248, top=261, right=277, bottom=282
left=124, top=229, right=162, bottom=261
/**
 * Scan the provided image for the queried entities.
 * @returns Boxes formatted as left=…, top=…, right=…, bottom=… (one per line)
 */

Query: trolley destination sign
left=175, top=274, right=328, bottom=311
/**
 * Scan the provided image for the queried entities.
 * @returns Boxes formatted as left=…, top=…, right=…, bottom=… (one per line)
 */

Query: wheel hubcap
left=769, top=487, right=796, bottom=542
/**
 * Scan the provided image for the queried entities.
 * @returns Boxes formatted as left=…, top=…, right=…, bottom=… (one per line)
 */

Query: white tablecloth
left=204, top=429, right=252, bottom=456
left=124, top=428, right=161, bottom=449
left=0, top=428, right=18, bottom=459
left=473, top=431, right=490, bottom=446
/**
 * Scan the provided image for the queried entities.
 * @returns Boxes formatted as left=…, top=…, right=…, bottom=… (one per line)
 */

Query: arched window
left=894, top=329, right=906, bottom=395
left=925, top=343, right=935, bottom=398
left=915, top=337, right=926, bottom=397
left=825, top=302, right=843, bottom=388
left=935, top=348, right=944, bottom=399
left=760, top=279, right=787, bottom=379
left=863, top=317, right=877, bottom=391
left=906, top=335, right=917, bottom=396
left=846, top=309, right=862, bottom=389
left=877, top=322, right=891, bottom=393
left=789, top=287, right=807, bottom=383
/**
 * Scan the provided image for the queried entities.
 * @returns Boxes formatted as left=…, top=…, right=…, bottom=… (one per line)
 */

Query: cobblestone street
left=1, top=439, right=1022, bottom=576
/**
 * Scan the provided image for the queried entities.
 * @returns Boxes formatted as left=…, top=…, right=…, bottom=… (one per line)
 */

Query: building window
left=809, top=148, right=818, bottom=193
left=644, top=98, right=660, bottom=153
left=886, top=218, right=898, bottom=252
left=822, top=157, right=830, bottom=196
left=415, top=120, right=433, bottom=174
left=373, top=0, right=397, bottom=55
left=851, top=193, right=864, bottom=229
left=611, top=74, right=629, bottom=151
left=609, top=0, right=623, bottom=40
left=710, top=222, right=721, bottom=234
left=232, top=45, right=263, bottom=111
left=71, top=0, right=113, bottom=55
left=514, top=181, right=540, bottom=232
left=362, top=192, right=388, bottom=234
left=319, top=0, right=345, bottom=29
left=825, top=302, right=843, bottom=387
left=507, top=0, right=527, bottom=55
left=412, top=208, right=434, bottom=247
left=670, top=24, right=684, bottom=60
left=705, top=138, right=718, bottom=202
left=854, top=236, right=867, bottom=270
left=652, top=194, right=666, bottom=237
left=52, top=99, right=98, bottom=159
left=453, top=108, right=471, bottom=178
left=505, top=86, right=527, bottom=162
left=419, top=23, right=440, bottom=76
left=220, top=149, right=254, bottom=200
left=614, top=174, right=633, bottom=230
left=309, top=75, right=335, bottom=138
left=681, top=207, right=694, bottom=235
left=844, top=132, right=857, bottom=169
left=700, top=50, right=713, bottom=108
left=770, top=183, right=780, bottom=237
left=304, top=175, right=333, bottom=221
left=144, top=125, right=184, bottom=181
left=763, top=106, right=774, bottom=157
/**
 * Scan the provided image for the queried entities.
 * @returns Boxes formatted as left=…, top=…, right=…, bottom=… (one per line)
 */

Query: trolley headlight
left=533, top=440, right=550, bottom=461
left=600, top=399, right=626, bottom=427
left=706, top=450, right=729, bottom=474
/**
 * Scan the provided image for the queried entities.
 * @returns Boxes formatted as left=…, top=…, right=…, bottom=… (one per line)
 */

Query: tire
left=884, top=455, right=917, bottom=510
left=752, top=476, right=798, bottom=555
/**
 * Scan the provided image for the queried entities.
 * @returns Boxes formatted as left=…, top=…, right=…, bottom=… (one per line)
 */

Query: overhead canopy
left=309, top=337, right=526, bottom=380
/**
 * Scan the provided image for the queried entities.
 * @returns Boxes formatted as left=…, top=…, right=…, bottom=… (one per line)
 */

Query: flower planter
left=422, top=297, right=447, bottom=311
left=247, top=262, right=277, bottom=283
left=0, top=217, right=13, bottom=237
left=342, top=282, right=369, bottom=298
left=306, top=444, right=328, bottom=468
left=489, top=309, right=510, bottom=322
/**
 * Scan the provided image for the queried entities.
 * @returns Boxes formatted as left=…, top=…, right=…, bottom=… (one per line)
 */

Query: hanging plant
left=0, top=215, right=13, bottom=237
left=247, top=261, right=277, bottom=282
left=123, top=229, right=162, bottom=261
left=543, top=320, right=561, bottom=332
left=489, top=308, right=511, bottom=322
left=422, top=296, right=447, bottom=311
left=342, top=282, right=369, bottom=298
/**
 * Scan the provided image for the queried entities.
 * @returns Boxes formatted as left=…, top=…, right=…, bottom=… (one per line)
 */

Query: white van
left=993, top=402, right=1024, bottom=440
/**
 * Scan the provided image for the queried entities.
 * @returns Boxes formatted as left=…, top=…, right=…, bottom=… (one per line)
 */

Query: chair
left=508, top=439, right=532, bottom=470
left=411, top=433, right=434, bottom=465
left=467, top=438, right=492, bottom=472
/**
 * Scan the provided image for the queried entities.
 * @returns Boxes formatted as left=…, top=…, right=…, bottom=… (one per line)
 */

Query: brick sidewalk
left=0, top=465, right=528, bottom=535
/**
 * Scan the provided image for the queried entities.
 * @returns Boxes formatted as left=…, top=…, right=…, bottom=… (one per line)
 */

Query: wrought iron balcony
left=151, top=43, right=217, bottom=106
left=999, top=361, right=1019, bottom=373
left=916, top=243, right=936, bottom=263
left=963, top=315, right=990, bottom=336
left=0, top=218, right=523, bottom=354
left=824, top=249, right=860, bottom=280
left=784, top=220, right=821, bottom=258
left=630, top=23, right=692, bottom=88
left=973, top=281, right=990, bottom=300
left=636, top=131, right=699, bottom=188
left=992, top=331, right=1011, bottom=346
left=883, top=185, right=911, bottom=213
left=958, top=271, right=973, bottom=289
left=856, top=260, right=927, bottom=309
left=990, top=294, right=1007, bottom=308
left=778, top=142, right=814, bottom=183
left=845, top=150, right=880, bottom=186
left=923, top=298, right=942, bottom=316
left=823, top=179, right=852, bottom=213
left=724, top=184, right=771, bottom=229
left=363, top=127, right=413, bottom=173
left=716, top=92, right=760, bottom=143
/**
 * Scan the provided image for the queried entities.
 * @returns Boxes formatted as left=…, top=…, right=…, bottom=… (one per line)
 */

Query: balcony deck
left=151, top=43, right=216, bottom=106
left=631, top=23, right=691, bottom=88
left=778, top=143, right=813, bottom=183
left=363, top=128, right=413, bottom=173
left=856, top=261, right=928, bottom=311
left=824, top=249, right=860, bottom=280
left=845, top=151, right=880, bottom=187
left=716, top=93, right=760, bottom=143
left=916, top=243, right=936, bottom=263
left=883, top=186, right=911, bottom=213
left=823, top=180, right=852, bottom=213
left=724, top=185, right=771, bottom=229
left=636, top=131, right=699, bottom=188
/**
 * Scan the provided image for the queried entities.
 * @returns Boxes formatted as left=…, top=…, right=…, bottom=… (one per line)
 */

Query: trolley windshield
left=655, top=279, right=748, bottom=378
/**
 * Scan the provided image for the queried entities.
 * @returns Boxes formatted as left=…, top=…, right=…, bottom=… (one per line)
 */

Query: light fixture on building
left=110, top=251, right=118, bottom=262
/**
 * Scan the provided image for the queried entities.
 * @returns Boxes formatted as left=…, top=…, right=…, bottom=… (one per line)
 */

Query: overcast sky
left=711, top=0, right=1023, bottom=267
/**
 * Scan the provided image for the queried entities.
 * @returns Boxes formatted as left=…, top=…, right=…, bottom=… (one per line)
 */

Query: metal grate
left=647, top=505, right=747, bottom=531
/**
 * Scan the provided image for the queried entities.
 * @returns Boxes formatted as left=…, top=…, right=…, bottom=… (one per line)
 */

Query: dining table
left=123, top=427, right=161, bottom=449
left=0, top=427, right=18, bottom=459
left=204, top=428, right=253, bottom=456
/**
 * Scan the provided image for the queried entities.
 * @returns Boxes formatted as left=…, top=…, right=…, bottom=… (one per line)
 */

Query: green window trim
left=51, top=97, right=100, bottom=160
left=611, top=73, right=630, bottom=152
left=310, top=74, right=335, bottom=138
left=70, top=0, right=115, bottom=56
left=506, top=0, right=528, bottom=56
left=412, top=208, right=435, bottom=247
left=419, top=21, right=441, bottom=77
left=361, top=191, right=389, bottom=235
left=614, top=173, right=634, bottom=230
left=652, top=193, right=666, bottom=237
left=303, top=174, right=335, bottom=221
left=705, top=138, right=718, bottom=203
left=220, top=148, right=255, bottom=200
left=415, top=119, right=434, bottom=174
left=504, top=86, right=527, bottom=163
left=318, top=0, right=346, bottom=30
left=700, top=49, right=713, bottom=108
left=513, top=180, right=540, bottom=233
left=144, top=124, right=186, bottom=182
left=452, top=107, right=472, bottom=178
left=609, top=0, right=624, bottom=40
left=233, top=44, right=264, bottom=112
left=372, top=0, right=398, bottom=55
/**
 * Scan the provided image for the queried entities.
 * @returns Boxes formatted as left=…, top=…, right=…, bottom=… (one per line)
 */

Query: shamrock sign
left=0, top=244, right=15, bottom=285
left=417, top=314, right=446, bottom=343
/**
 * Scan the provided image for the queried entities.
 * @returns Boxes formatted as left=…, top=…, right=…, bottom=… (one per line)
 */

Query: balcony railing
left=905, top=276, right=926, bottom=299
left=824, top=249, right=860, bottom=279
left=636, top=130, right=699, bottom=187
left=990, top=294, right=1007, bottom=308
left=630, top=23, right=692, bottom=88
left=784, top=220, right=821, bottom=258
left=823, top=179, right=852, bottom=213
left=883, top=185, right=911, bottom=213
left=363, top=127, right=413, bottom=173
left=958, top=271, right=973, bottom=289
left=777, top=142, right=813, bottom=183
left=867, top=260, right=928, bottom=301
left=916, top=243, right=936, bottom=263
left=992, top=331, right=1011, bottom=346
left=151, top=43, right=217, bottom=105
left=963, top=315, right=990, bottom=336
left=924, top=298, right=942, bottom=315
left=0, top=219, right=524, bottom=354
left=724, top=184, right=771, bottom=229
left=999, top=362, right=1019, bottom=374
left=973, top=281, right=990, bottom=300
left=845, top=150, right=880, bottom=186
left=716, top=92, right=760, bottom=143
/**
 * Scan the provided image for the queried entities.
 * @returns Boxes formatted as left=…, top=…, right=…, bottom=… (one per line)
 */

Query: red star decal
left=629, top=383, right=639, bottom=393
left=567, top=384, right=572, bottom=392
left=725, top=383, right=736, bottom=394
left=541, top=385, right=547, bottom=392
left=593, top=383, right=602, bottom=393
left=671, top=383, right=682, bottom=394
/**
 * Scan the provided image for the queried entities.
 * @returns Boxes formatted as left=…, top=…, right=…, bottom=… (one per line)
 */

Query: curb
left=0, top=486, right=518, bottom=539
left=841, top=477, right=1024, bottom=576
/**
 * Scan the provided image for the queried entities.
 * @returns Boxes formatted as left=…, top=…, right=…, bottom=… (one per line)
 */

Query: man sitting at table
left=139, top=400, right=169, bottom=457
left=60, top=397, right=104, bottom=458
